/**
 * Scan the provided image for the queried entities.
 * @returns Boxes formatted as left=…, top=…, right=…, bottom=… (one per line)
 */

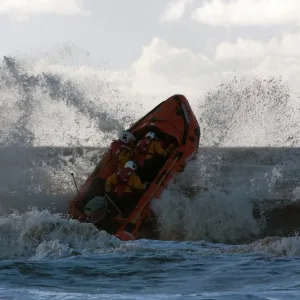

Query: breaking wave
left=0, top=209, right=121, bottom=260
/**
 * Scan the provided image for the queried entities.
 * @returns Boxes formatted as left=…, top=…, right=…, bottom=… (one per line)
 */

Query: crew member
left=135, top=131, right=174, bottom=181
left=104, top=160, right=147, bottom=215
left=109, top=131, right=136, bottom=169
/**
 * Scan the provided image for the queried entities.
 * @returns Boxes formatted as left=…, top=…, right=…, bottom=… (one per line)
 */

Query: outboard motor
left=84, top=196, right=108, bottom=224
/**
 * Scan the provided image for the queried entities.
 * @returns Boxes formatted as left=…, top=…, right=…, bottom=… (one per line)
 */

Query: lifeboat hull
left=68, top=94, right=201, bottom=240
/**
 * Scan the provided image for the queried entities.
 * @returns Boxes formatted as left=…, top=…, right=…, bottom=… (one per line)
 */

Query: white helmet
left=146, top=132, right=157, bottom=140
left=125, top=160, right=137, bottom=171
left=119, top=131, right=136, bottom=144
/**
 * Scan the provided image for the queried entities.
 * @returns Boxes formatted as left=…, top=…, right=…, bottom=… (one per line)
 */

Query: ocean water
left=1, top=55, right=300, bottom=299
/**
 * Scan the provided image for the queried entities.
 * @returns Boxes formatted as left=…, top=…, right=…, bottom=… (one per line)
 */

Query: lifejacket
left=110, top=140, right=132, bottom=160
left=113, top=168, right=133, bottom=197
left=135, top=138, right=152, bottom=167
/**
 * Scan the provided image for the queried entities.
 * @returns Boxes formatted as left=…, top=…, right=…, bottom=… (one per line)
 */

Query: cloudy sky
left=1, top=0, right=300, bottom=111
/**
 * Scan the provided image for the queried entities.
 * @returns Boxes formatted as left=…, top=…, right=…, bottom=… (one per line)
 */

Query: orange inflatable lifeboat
left=68, top=94, right=201, bottom=241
